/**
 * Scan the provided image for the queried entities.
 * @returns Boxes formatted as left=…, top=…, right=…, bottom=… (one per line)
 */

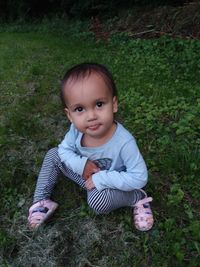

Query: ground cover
left=0, top=21, right=199, bottom=266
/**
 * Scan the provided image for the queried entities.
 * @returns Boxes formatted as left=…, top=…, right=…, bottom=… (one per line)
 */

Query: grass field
left=0, top=20, right=200, bottom=266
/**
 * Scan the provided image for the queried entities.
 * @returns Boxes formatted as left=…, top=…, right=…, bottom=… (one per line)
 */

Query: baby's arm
left=92, top=139, right=148, bottom=191
left=58, top=124, right=99, bottom=178
left=58, top=124, right=88, bottom=175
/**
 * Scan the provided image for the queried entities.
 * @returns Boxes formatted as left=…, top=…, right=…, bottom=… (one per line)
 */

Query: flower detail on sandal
left=133, top=194, right=154, bottom=231
left=28, top=199, right=58, bottom=229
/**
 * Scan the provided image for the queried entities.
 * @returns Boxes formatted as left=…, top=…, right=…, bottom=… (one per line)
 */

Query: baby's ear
left=113, top=96, right=118, bottom=113
left=64, top=108, right=72, bottom=122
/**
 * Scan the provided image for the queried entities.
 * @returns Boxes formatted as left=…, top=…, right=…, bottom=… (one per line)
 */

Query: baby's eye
left=74, top=107, right=83, bottom=112
left=96, top=101, right=104, bottom=108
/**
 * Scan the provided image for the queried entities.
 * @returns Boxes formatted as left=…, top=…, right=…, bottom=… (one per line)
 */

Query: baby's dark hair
left=60, top=62, right=117, bottom=108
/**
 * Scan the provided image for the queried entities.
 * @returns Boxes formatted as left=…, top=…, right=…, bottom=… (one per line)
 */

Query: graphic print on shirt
left=94, top=158, right=112, bottom=170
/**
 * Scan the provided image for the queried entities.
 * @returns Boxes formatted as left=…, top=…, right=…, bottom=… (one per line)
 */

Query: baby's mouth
left=87, top=124, right=101, bottom=131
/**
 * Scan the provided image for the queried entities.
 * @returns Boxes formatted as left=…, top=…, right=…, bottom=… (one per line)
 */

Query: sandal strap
left=31, top=206, right=49, bottom=214
left=134, top=197, right=153, bottom=207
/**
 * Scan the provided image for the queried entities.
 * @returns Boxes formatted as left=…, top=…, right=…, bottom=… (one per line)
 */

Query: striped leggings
left=33, top=148, right=145, bottom=214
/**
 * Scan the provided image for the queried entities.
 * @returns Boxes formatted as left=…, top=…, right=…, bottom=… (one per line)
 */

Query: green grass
left=0, top=20, right=200, bottom=266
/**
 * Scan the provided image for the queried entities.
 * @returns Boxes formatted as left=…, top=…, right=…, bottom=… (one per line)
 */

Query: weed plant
left=0, top=20, right=199, bottom=266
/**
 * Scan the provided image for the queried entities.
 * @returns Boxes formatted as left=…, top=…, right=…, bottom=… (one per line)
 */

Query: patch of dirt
left=90, top=1, right=200, bottom=40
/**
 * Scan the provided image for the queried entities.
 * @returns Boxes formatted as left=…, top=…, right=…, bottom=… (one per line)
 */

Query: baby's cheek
left=76, top=121, right=86, bottom=132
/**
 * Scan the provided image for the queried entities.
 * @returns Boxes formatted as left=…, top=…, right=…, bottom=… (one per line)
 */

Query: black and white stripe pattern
left=33, top=148, right=145, bottom=214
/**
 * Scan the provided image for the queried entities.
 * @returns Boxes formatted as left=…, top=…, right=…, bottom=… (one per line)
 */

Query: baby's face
left=63, top=73, right=118, bottom=143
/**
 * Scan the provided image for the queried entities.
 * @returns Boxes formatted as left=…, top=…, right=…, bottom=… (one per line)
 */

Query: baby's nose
left=87, top=110, right=97, bottom=121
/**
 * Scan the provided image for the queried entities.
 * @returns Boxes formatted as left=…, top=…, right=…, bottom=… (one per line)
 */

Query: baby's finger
left=85, top=181, right=90, bottom=190
left=85, top=179, right=94, bottom=190
left=92, top=167, right=100, bottom=174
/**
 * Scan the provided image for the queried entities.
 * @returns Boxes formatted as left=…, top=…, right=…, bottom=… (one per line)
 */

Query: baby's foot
left=133, top=190, right=154, bottom=231
left=28, top=199, right=58, bottom=228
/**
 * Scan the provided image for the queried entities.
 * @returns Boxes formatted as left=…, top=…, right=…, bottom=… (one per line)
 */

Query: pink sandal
left=133, top=191, right=154, bottom=231
left=28, top=199, right=58, bottom=229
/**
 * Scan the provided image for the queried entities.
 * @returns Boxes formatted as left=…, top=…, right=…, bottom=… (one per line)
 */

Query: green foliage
left=0, top=21, right=199, bottom=266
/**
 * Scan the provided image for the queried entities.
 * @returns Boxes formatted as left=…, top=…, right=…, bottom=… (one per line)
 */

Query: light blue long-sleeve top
left=58, top=122, right=148, bottom=191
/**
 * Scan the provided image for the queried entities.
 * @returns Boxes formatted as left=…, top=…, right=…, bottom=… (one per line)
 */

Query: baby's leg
left=33, top=147, right=85, bottom=203
left=87, top=188, right=145, bottom=214
left=87, top=188, right=154, bottom=231
left=29, top=147, right=85, bottom=228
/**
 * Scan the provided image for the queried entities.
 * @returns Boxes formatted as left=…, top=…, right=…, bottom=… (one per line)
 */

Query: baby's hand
left=85, top=176, right=96, bottom=191
left=83, top=160, right=99, bottom=180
